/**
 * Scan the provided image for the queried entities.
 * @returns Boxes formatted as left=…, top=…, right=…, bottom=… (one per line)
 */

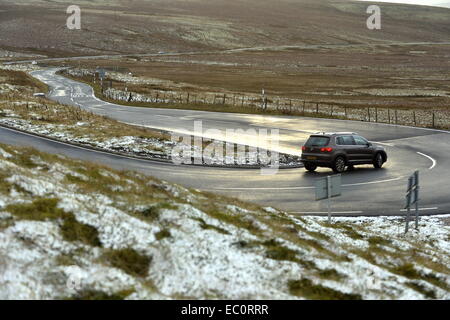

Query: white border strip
left=215, top=176, right=403, bottom=191
left=416, top=152, right=437, bottom=170
left=400, top=207, right=438, bottom=212
left=290, top=211, right=364, bottom=215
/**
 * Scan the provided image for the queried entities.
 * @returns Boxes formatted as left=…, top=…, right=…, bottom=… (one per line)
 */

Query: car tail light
left=302, top=146, right=306, bottom=151
left=320, top=147, right=333, bottom=152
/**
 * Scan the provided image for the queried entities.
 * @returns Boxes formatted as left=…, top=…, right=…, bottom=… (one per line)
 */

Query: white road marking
left=342, top=176, right=403, bottom=187
left=416, top=152, right=436, bottom=170
left=373, top=141, right=395, bottom=147
left=290, top=211, right=364, bottom=215
left=216, top=186, right=315, bottom=191
left=400, top=207, right=438, bottom=212
left=215, top=176, right=403, bottom=191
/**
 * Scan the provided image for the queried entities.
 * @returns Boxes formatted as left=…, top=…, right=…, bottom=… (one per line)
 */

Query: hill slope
left=0, top=0, right=449, bottom=56
left=0, top=143, right=449, bottom=299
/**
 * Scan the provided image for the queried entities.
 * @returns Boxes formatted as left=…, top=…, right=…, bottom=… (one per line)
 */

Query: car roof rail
left=312, top=132, right=358, bottom=136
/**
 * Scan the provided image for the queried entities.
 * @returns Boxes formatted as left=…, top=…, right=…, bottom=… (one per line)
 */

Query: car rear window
left=305, top=136, right=330, bottom=147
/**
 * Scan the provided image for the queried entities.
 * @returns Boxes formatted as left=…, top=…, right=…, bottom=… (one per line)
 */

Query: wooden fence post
left=395, top=110, right=398, bottom=124
left=432, top=112, right=435, bottom=128
left=316, top=103, right=319, bottom=114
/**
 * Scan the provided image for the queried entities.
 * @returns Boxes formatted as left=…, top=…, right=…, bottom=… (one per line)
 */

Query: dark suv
left=301, top=132, right=387, bottom=173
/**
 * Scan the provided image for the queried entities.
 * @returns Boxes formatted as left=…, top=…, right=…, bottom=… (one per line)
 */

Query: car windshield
left=305, top=136, right=330, bottom=147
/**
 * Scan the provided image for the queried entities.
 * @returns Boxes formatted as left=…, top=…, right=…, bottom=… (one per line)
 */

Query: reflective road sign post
left=315, top=174, right=342, bottom=224
left=405, top=170, right=420, bottom=234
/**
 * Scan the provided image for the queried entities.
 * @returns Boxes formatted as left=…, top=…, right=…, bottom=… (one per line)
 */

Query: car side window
left=354, top=135, right=369, bottom=146
left=338, top=135, right=355, bottom=145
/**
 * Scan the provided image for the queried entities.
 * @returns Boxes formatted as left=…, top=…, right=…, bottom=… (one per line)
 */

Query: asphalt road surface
left=1, top=68, right=448, bottom=216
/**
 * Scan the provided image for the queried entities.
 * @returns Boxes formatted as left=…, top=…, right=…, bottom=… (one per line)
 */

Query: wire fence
left=103, top=87, right=450, bottom=130
left=61, top=68, right=449, bottom=130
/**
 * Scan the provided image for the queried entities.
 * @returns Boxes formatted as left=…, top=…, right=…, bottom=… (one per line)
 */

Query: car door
left=353, top=135, right=373, bottom=162
left=337, top=135, right=357, bottom=162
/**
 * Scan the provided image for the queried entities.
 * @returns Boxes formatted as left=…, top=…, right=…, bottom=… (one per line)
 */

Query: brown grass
left=288, top=278, right=361, bottom=300
left=0, top=94, right=169, bottom=143
left=55, top=42, right=450, bottom=111
left=0, top=69, right=48, bottom=93
left=2, top=0, right=450, bottom=56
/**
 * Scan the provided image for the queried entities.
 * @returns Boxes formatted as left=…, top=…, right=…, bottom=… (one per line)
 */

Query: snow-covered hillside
left=0, top=144, right=448, bottom=300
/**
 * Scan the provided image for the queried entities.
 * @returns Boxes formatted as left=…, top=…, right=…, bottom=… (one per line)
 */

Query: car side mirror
left=367, top=142, right=372, bottom=147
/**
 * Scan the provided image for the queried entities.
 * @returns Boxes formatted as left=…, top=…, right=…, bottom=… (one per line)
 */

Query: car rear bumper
left=301, top=153, right=333, bottom=166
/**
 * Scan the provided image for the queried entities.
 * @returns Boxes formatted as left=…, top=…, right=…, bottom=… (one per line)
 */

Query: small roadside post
left=405, top=170, right=420, bottom=234
left=315, top=174, right=342, bottom=224
left=96, top=68, right=106, bottom=89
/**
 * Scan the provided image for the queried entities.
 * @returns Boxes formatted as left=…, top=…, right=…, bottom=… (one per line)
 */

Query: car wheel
left=332, top=156, right=346, bottom=173
left=304, top=163, right=317, bottom=172
left=373, top=153, right=384, bottom=169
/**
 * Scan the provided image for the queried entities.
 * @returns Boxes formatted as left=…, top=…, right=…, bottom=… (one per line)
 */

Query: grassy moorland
left=55, top=41, right=450, bottom=112
left=1, top=0, right=450, bottom=56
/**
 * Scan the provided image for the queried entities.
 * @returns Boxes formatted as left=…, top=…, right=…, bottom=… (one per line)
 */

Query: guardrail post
left=316, top=103, right=319, bottom=114
left=413, top=111, right=416, bottom=126
left=395, top=110, right=398, bottom=124
left=432, top=112, right=435, bottom=128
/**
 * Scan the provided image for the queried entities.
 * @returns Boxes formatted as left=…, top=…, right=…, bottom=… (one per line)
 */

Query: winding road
left=1, top=68, right=449, bottom=216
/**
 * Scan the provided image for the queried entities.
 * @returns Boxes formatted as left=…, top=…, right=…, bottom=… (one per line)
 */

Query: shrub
left=288, top=279, right=361, bottom=300
left=104, top=248, right=151, bottom=277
